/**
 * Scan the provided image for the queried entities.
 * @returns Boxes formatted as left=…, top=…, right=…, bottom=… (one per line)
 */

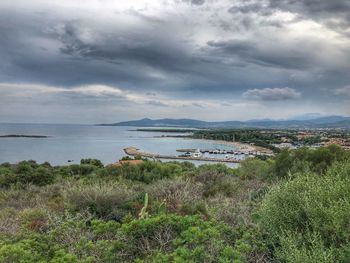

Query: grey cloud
left=335, top=86, right=350, bottom=98
left=182, top=0, right=205, bottom=6
left=147, top=100, right=169, bottom=107
left=1, top=1, right=347, bottom=97
left=207, top=40, right=311, bottom=70
left=0, top=0, right=350, bottom=123
left=267, top=0, right=350, bottom=32
left=242, top=87, right=301, bottom=101
left=268, top=0, right=350, bottom=16
left=191, top=0, right=205, bottom=5
left=53, top=20, right=217, bottom=87
left=227, top=0, right=350, bottom=33
left=192, top=102, right=205, bottom=108
left=228, top=2, right=273, bottom=17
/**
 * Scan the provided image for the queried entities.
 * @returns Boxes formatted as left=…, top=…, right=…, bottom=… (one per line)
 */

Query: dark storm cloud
left=0, top=0, right=350, bottom=122
left=1, top=1, right=348, bottom=93
left=0, top=13, right=163, bottom=89
left=268, top=0, right=350, bottom=17
left=57, top=21, right=196, bottom=75
left=267, top=0, right=350, bottom=32
left=0, top=8, right=224, bottom=93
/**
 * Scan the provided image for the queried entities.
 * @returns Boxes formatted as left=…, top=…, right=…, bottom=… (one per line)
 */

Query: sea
left=0, top=124, right=239, bottom=167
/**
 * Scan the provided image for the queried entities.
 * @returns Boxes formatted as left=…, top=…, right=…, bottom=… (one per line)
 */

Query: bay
left=0, top=124, right=238, bottom=166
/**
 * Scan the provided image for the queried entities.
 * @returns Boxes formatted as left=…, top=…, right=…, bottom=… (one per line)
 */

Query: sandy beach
left=199, top=139, right=273, bottom=154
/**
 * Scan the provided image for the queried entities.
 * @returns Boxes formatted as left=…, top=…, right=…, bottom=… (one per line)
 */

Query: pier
left=123, top=147, right=242, bottom=163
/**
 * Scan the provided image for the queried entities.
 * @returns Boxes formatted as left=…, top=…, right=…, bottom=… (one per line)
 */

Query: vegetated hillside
left=101, top=116, right=350, bottom=129
left=0, top=146, right=350, bottom=262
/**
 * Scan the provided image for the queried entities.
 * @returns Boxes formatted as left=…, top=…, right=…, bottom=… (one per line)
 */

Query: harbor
left=176, top=148, right=264, bottom=156
left=123, top=147, right=243, bottom=163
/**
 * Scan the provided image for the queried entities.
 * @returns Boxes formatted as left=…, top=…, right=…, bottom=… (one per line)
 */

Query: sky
left=1, top=0, right=350, bottom=124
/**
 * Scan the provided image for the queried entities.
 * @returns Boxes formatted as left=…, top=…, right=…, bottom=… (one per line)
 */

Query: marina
left=124, top=147, right=243, bottom=163
left=176, top=148, right=264, bottom=155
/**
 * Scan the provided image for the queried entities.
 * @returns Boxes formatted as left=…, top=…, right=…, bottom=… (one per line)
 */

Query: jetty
left=123, top=147, right=242, bottom=163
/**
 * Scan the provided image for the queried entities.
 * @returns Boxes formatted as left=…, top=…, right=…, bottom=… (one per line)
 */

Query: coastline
left=157, top=134, right=273, bottom=154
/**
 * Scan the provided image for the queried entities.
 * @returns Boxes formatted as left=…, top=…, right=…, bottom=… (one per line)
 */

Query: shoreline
left=203, top=139, right=272, bottom=154
left=168, top=136, right=273, bottom=154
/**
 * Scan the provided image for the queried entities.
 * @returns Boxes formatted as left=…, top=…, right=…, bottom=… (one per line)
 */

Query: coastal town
left=189, top=128, right=350, bottom=152
left=126, top=128, right=350, bottom=163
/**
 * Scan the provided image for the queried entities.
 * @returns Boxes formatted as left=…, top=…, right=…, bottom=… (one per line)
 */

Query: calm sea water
left=0, top=124, right=237, bottom=166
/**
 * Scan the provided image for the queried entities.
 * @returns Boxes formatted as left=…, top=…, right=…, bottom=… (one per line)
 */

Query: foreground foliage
left=260, top=161, right=350, bottom=262
left=0, top=145, right=349, bottom=262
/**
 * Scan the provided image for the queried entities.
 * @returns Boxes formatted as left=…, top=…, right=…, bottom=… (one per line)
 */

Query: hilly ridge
left=100, top=116, right=350, bottom=129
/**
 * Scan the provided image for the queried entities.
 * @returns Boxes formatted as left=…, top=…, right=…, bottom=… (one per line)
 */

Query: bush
left=118, top=161, right=187, bottom=183
left=63, top=164, right=97, bottom=177
left=197, top=163, right=234, bottom=175
left=145, top=178, right=202, bottom=214
left=238, top=158, right=272, bottom=180
left=272, top=145, right=349, bottom=178
left=120, top=214, right=244, bottom=262
left=0, top=161, right=55, bottom=187
left=193, top=170, right=238, bottom=198
left=0, top=242, right=45, bottom=263
left=80, top=159, right=104, bottom=168
left=259, top=161, right=350, bottom=262
left=0, top=167, right=16, bottom=188
left=64, top=183, right=136, bottom=220
left=19, top=208, right=48, bottom=232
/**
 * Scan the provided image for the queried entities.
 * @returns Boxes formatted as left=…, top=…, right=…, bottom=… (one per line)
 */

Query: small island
left=0, top=134, right=50, bottom=138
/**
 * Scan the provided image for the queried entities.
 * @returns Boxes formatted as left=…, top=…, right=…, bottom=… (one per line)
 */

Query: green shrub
left=238, top=158, right=272, bottom=180
left=145, top=178, right=202, bottom=214
left=120, top=214, right=243, bottom=262
left=80, top=159, right=104, bottom=168
left=30, top=167, right=54, bottom=186
left=193, top=170, right=238, bottom=198
left=272, top=145, right=349, bottom=178
left=0, top=161, right=55, bottom=187
left=63, top=164, right=97, bottom=177
left=0, top=242, right=45, bottom=263
left=0, top=167, right=16, bottom=188
left=275, top=231, right=336, bottom=263
left=64, top=183, right=136, bottom=220
left=118, top=161, right=187, bottom=183
left=259, top=161, right=350, bottom=262
left=197, top=163, right=234, bottom=175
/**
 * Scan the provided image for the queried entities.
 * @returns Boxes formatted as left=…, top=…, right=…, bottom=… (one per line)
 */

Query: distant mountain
left=100, top=116, right=350, bottom=129
left=104, top=118, right=212, bottom=127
